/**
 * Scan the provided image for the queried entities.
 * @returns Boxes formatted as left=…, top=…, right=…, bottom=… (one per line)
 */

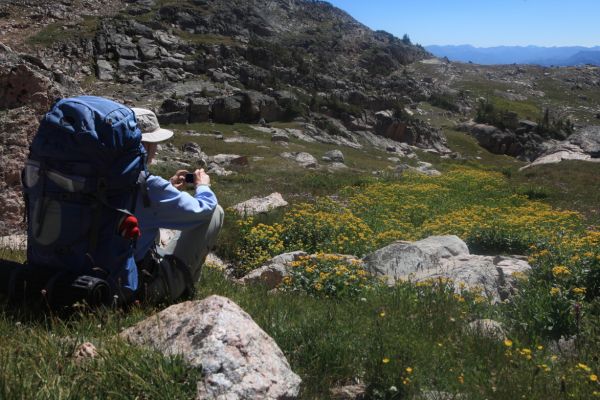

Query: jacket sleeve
left=144, top=175, right=219, bottom=230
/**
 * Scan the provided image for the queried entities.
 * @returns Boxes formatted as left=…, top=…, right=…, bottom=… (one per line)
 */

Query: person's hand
left=194, top=169, right=210, bottom=188
left=169, top=169, right=189, bottom=191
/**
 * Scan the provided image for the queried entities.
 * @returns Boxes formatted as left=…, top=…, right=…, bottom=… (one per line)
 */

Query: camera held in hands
left=185, top=173, right=195, bottom=184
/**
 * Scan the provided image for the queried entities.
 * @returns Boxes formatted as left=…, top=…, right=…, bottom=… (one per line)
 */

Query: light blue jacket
left=134, top=174, right=218, bottom=261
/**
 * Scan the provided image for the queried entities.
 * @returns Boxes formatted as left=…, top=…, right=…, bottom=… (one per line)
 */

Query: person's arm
left=144, top=171, right=218, bottom=230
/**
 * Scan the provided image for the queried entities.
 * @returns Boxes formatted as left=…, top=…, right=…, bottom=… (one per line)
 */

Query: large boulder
left=457, top=121, right=548, bottom=161
left=240, top=91, right=283, bottom=122
left=209, top=154, right=248, bottom=167
left=521, top=125, right=600, bottom=169
left=153, top=30, right=183, bottom=51
left=120, top=296, right=301, bottom=399
left=375, top=111, right=450, bottom=154
left=280, top=152, right=318, bottom=168
left=364, top=236, right=468, bottom=278
left=232, top=192, right=289, bottom=217
left=322, top=149, right=345, bottom=163
left=0, top=62, right=64, bottom=112
left=568, top=126, right=600, bottom=157
left=188, top=97, right=210, bottom=123
left=212, top=96, right=242, bottom=124
left=157, top=98, right=189, bottom=124
left=96, top=59, right=115, bottom=81
left=137, top=37, right=160, bottom=61
left=363, top=236, right=531, bottom=303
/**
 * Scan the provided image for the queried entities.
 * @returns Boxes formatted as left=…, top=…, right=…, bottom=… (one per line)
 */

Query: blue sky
left=326, top=0, right=600, bottom=47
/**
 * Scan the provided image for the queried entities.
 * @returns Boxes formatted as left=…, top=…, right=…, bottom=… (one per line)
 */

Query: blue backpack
left=22, top=96, right=147, bottom=303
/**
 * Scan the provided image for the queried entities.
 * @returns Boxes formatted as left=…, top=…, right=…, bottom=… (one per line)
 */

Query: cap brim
left=141, top=128, right=174, bottom=143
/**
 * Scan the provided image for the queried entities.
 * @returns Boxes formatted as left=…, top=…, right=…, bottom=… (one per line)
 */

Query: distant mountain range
left=426, top=45, right=600, bottom=66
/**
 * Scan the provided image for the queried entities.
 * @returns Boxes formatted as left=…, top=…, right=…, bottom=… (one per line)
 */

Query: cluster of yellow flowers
left=279, top=253, right=376, bottom=297
left=235, top=199, right=376, bottom=271
left=552, top=265, right=571, bottom=278
left=234, top=218, right=286, bottom=272
left=342, top=167, right=583, bottom=253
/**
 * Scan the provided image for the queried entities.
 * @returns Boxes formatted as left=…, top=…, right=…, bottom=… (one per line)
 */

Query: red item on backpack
left=118, top=215, right=141, bottom=240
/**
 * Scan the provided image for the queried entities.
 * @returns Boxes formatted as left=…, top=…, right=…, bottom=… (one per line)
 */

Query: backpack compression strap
left=88, top=170, right=150, bottom=252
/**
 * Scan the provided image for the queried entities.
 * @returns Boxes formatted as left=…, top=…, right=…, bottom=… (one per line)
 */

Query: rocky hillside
left=1, top=0, right=599, bottom=237
left=0, top=0, right=446, bottom=236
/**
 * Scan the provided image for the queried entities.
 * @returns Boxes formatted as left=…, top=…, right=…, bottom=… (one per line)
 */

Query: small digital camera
left=185, top=173, right=195, bottom=183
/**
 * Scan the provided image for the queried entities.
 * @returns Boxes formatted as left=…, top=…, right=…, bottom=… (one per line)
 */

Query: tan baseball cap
left=132, top=107, right=174, bottom=143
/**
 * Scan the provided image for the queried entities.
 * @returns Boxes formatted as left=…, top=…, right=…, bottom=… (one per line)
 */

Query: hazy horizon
left=327, top=0, right=600, bottom=48
left=428, top=44, right=600, bottom=49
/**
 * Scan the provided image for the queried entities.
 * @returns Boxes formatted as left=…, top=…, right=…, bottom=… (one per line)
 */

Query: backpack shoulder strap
left=137, top=170, right=151, bottom=209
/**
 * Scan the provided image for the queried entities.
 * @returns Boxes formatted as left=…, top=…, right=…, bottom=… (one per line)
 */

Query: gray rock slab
left=363, top=236, right=530, bottom=303
left=232, top=192, right=289, bottom=217
left=224, top=136, right=259, bottom=144
left=96, top=59, right=114, bottom=81
left=322, top=149, right=344, bottom=163
left=280, top=151, right=318, bottom=168
left=207, top=162, right=235, bottom=177
left=209, top=154, right=244, bottom=166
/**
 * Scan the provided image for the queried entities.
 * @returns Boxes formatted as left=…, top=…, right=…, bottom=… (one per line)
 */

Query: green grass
left=26, top=15, right=99, bottom=47
left=511, top=161, right=600, bottom=226
left=176, top=31, right=240, bottom=47
left=1, top=263, right=598, bottom=399
left=154, top=122, right=397, bottom=208
left=487, top=97, right=541, bottom=120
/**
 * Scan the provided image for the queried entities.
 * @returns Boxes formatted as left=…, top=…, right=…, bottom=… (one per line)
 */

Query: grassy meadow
left=1, top=120, right=599, bottom=399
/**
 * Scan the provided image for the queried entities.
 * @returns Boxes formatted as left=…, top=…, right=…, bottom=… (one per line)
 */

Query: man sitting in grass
left=132, top=107, right=224, bottom=303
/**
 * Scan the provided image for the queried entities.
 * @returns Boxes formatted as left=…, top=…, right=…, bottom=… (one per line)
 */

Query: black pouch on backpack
left=136, top=248, right=195, bottom=304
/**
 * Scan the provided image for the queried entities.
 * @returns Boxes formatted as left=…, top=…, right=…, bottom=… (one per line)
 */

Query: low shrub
left=233, top=199, right=376, bottom=274
left=279, top=254, right=379, bottom=298
left=428, top=92, right=460, bottom=112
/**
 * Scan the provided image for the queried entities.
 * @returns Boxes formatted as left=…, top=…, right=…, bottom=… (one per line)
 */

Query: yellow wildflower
left=504, top=339, right=513, bottom=347
left=538, top=364, right=551, bottom=372
left=577, top=363, right=591, bottom=372
left=572, top=287, right=586, bottom=295
left=552, top=266, right=571, bottom=278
